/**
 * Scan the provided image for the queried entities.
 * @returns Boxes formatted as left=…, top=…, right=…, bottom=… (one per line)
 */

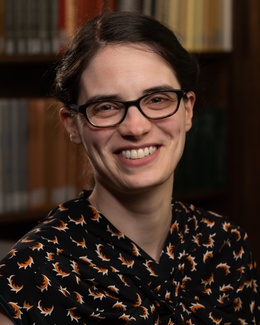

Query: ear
left=184, top=91, right=196, bottom=131
left=59, top=107, right=82, bottom=144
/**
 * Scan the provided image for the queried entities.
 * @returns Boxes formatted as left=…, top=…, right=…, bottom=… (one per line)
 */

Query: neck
left=89, top=180, right=173, bottom=262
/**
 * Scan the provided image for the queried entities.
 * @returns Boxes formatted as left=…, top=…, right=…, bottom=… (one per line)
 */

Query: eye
left=88, top=102, right=123, bottom=116
left=144, top=92, right=176, bottom=109
left=150, top=95, right=169, bottom=103
left=96, top=103, right=115, bottom=111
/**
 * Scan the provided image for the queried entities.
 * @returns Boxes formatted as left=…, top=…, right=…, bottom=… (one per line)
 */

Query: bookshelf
left=0, top=55, right=56, bottom=97
left=0, top=0, right=259, bottom=266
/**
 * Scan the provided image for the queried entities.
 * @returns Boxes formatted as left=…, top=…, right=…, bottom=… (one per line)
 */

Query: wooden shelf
left=0, top=56, right=57, bottom=97
left=0, top=54, right=60, bottom=64
left=0, top=207, right=51, bottom=224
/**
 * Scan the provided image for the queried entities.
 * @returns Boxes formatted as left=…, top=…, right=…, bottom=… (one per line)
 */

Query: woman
left=0, top=11, right=259, bottom=324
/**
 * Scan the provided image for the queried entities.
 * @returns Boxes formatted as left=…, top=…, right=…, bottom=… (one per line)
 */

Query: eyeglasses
left=69, top=89, right=186, bottom=128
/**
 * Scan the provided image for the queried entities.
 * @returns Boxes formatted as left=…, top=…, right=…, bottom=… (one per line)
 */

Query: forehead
left=79, top=44, right=179, bottom=99
left=86, top=43, right=172, bottom=70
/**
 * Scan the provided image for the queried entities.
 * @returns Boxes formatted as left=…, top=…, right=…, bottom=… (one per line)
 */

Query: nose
left=118, top=105, right=152, bottom=138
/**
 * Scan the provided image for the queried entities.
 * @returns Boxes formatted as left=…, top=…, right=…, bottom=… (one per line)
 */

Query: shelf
left=0, top=54, right=60, bottom=64
left=0, top=207, right=51, bottom=225
left=0, top=57, right=57, bottom=98
left=0, top=217, right=40, bottom=241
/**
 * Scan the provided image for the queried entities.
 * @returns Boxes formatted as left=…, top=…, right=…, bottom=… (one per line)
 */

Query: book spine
left=0, top=0, right=4, bottom=54
left=15, top=0, right=27, bottom=54
left=27, top=98, right=48, bottom=209
left=4, top=0, right=15, bottom=54
left=0, top=100, right=4, bottom=213
left=58, top=0, right=66, bottom=51
left=27, top=0, right=41, bottom=54
left=18, top=99, right=29, bottom=210
left=65, top=0, right=77, bottom=39
left=221, top=0, right=232, bottom=51
left=1, top=99, right=12, bottom=212
left=38, top=0, right=51, bottom=54
left=50, top=0, right=60, bottom=54
left=116, top=0, right=142, bottom=12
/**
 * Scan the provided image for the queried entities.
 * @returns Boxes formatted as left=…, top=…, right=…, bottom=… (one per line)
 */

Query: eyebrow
left=81, top=84, right=177, bottom=105
left=143, top=84, right=176, bottom=94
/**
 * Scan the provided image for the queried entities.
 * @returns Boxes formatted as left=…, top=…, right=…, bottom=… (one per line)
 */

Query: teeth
left=121, top=146, right=157, bottom=160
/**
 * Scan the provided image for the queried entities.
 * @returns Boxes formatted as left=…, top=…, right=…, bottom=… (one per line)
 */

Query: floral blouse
left=0, top=191, right=259, bottom=324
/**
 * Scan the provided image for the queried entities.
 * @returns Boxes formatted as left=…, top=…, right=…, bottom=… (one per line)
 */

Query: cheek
left=75, top=120, right=97, bottom=155
left=81, top=131, right=100, bottom=156
left=162, top=116, right=187, bottom=160
left=163, top=113, right=187, bottom=139
left=79, top=124, right=113, bottom=159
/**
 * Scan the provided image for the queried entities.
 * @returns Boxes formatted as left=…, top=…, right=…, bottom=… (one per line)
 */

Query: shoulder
left=0, top=192, right=94, bottom=280
left=172, top=201, right=260, bottom=323
left=173, top=200, right=254, bottom=265
left=0, top=193, right=97, bottom=323
left=174, top=200, right=245, bottom=238
left=45, top=190, right=94, bottom=220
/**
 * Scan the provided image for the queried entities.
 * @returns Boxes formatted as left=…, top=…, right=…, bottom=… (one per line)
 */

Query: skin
left=0, top=310, right=13, bottom=324
left=0, top=44, right=195, bottom=323
left=61, top=44, right=196, bottom=262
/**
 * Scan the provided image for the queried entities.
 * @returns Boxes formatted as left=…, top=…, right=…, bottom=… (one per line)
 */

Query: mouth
left=120, top=146, right=157, bottom=160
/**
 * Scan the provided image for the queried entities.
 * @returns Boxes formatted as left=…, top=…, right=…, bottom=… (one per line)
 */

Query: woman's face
left=63, top=44, right=195, bottom=195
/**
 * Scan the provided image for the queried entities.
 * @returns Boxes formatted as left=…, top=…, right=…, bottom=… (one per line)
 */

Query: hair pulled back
left=52, top=11, right=199, bottom=105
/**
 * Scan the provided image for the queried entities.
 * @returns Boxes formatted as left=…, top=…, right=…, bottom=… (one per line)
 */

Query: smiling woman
left=0, top=10, right=259, bottom=325
left=61, top=43, right=194, bottom=198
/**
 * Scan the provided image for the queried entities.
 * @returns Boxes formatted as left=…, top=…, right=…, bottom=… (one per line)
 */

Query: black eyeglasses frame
left=68, top=89, right=186, bottom=128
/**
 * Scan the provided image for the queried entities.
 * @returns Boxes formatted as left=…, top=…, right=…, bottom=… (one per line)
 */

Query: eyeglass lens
left=86, top=91, right=181, bottom=127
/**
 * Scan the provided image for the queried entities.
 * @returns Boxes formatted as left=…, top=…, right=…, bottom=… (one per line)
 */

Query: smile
left=120, top=146, right=157, bottom=160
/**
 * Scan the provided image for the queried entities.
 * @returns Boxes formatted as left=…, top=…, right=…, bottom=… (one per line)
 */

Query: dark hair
left=52, top=11, right=200, bottom=105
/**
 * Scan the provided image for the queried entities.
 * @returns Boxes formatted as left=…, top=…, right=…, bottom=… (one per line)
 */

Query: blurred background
left=0, top=0, right=259, bottom=267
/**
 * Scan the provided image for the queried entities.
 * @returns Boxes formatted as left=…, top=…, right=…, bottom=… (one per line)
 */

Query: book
left=15, top=0, right=27, bottom=54
left=9, top=99, right=21, bottom=211
left=50, top=0, right=60, bottom=54
left=65, top=0, right=77, bottom=39
left=38, top=0, right=51, bottom=54
left=116, top=0, right=142, bottom=12
left=77, top=0, right=100, bottom=27
left=0, top=0, right=4, bottom=54
left=221, top=0, right=233, bottom=51
left=185, top=0, right=196, bottom=50
left=175, top=0, right=188, bottom=47
left=18, top=100, right=29, bottom=211
left=0, top=100, right=4, bottom=213
left=27, top=0, right=41, bottom=54
left=27, top=98, right=48, bottom=209
left=154, top=0, right=167, bottom=23
left=1, top=99, right=12, bottom=212
left=103, top=0, right=116, bottom=11
left=192, top=0, right=204, bottom=51
left=4, top=0, right=15, bottom=54
left=143, top=0, right=154, bottom=16
left=58, top=0, right=66, bottom=51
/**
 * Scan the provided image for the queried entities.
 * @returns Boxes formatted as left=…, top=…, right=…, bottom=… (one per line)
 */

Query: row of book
left=0, top=98, right=90, bottom=214
left=121, top=0, right=233, bottom=51
left=1, top=0, right=62, bottom=55
left=0, top=0, right=232, bottom=56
